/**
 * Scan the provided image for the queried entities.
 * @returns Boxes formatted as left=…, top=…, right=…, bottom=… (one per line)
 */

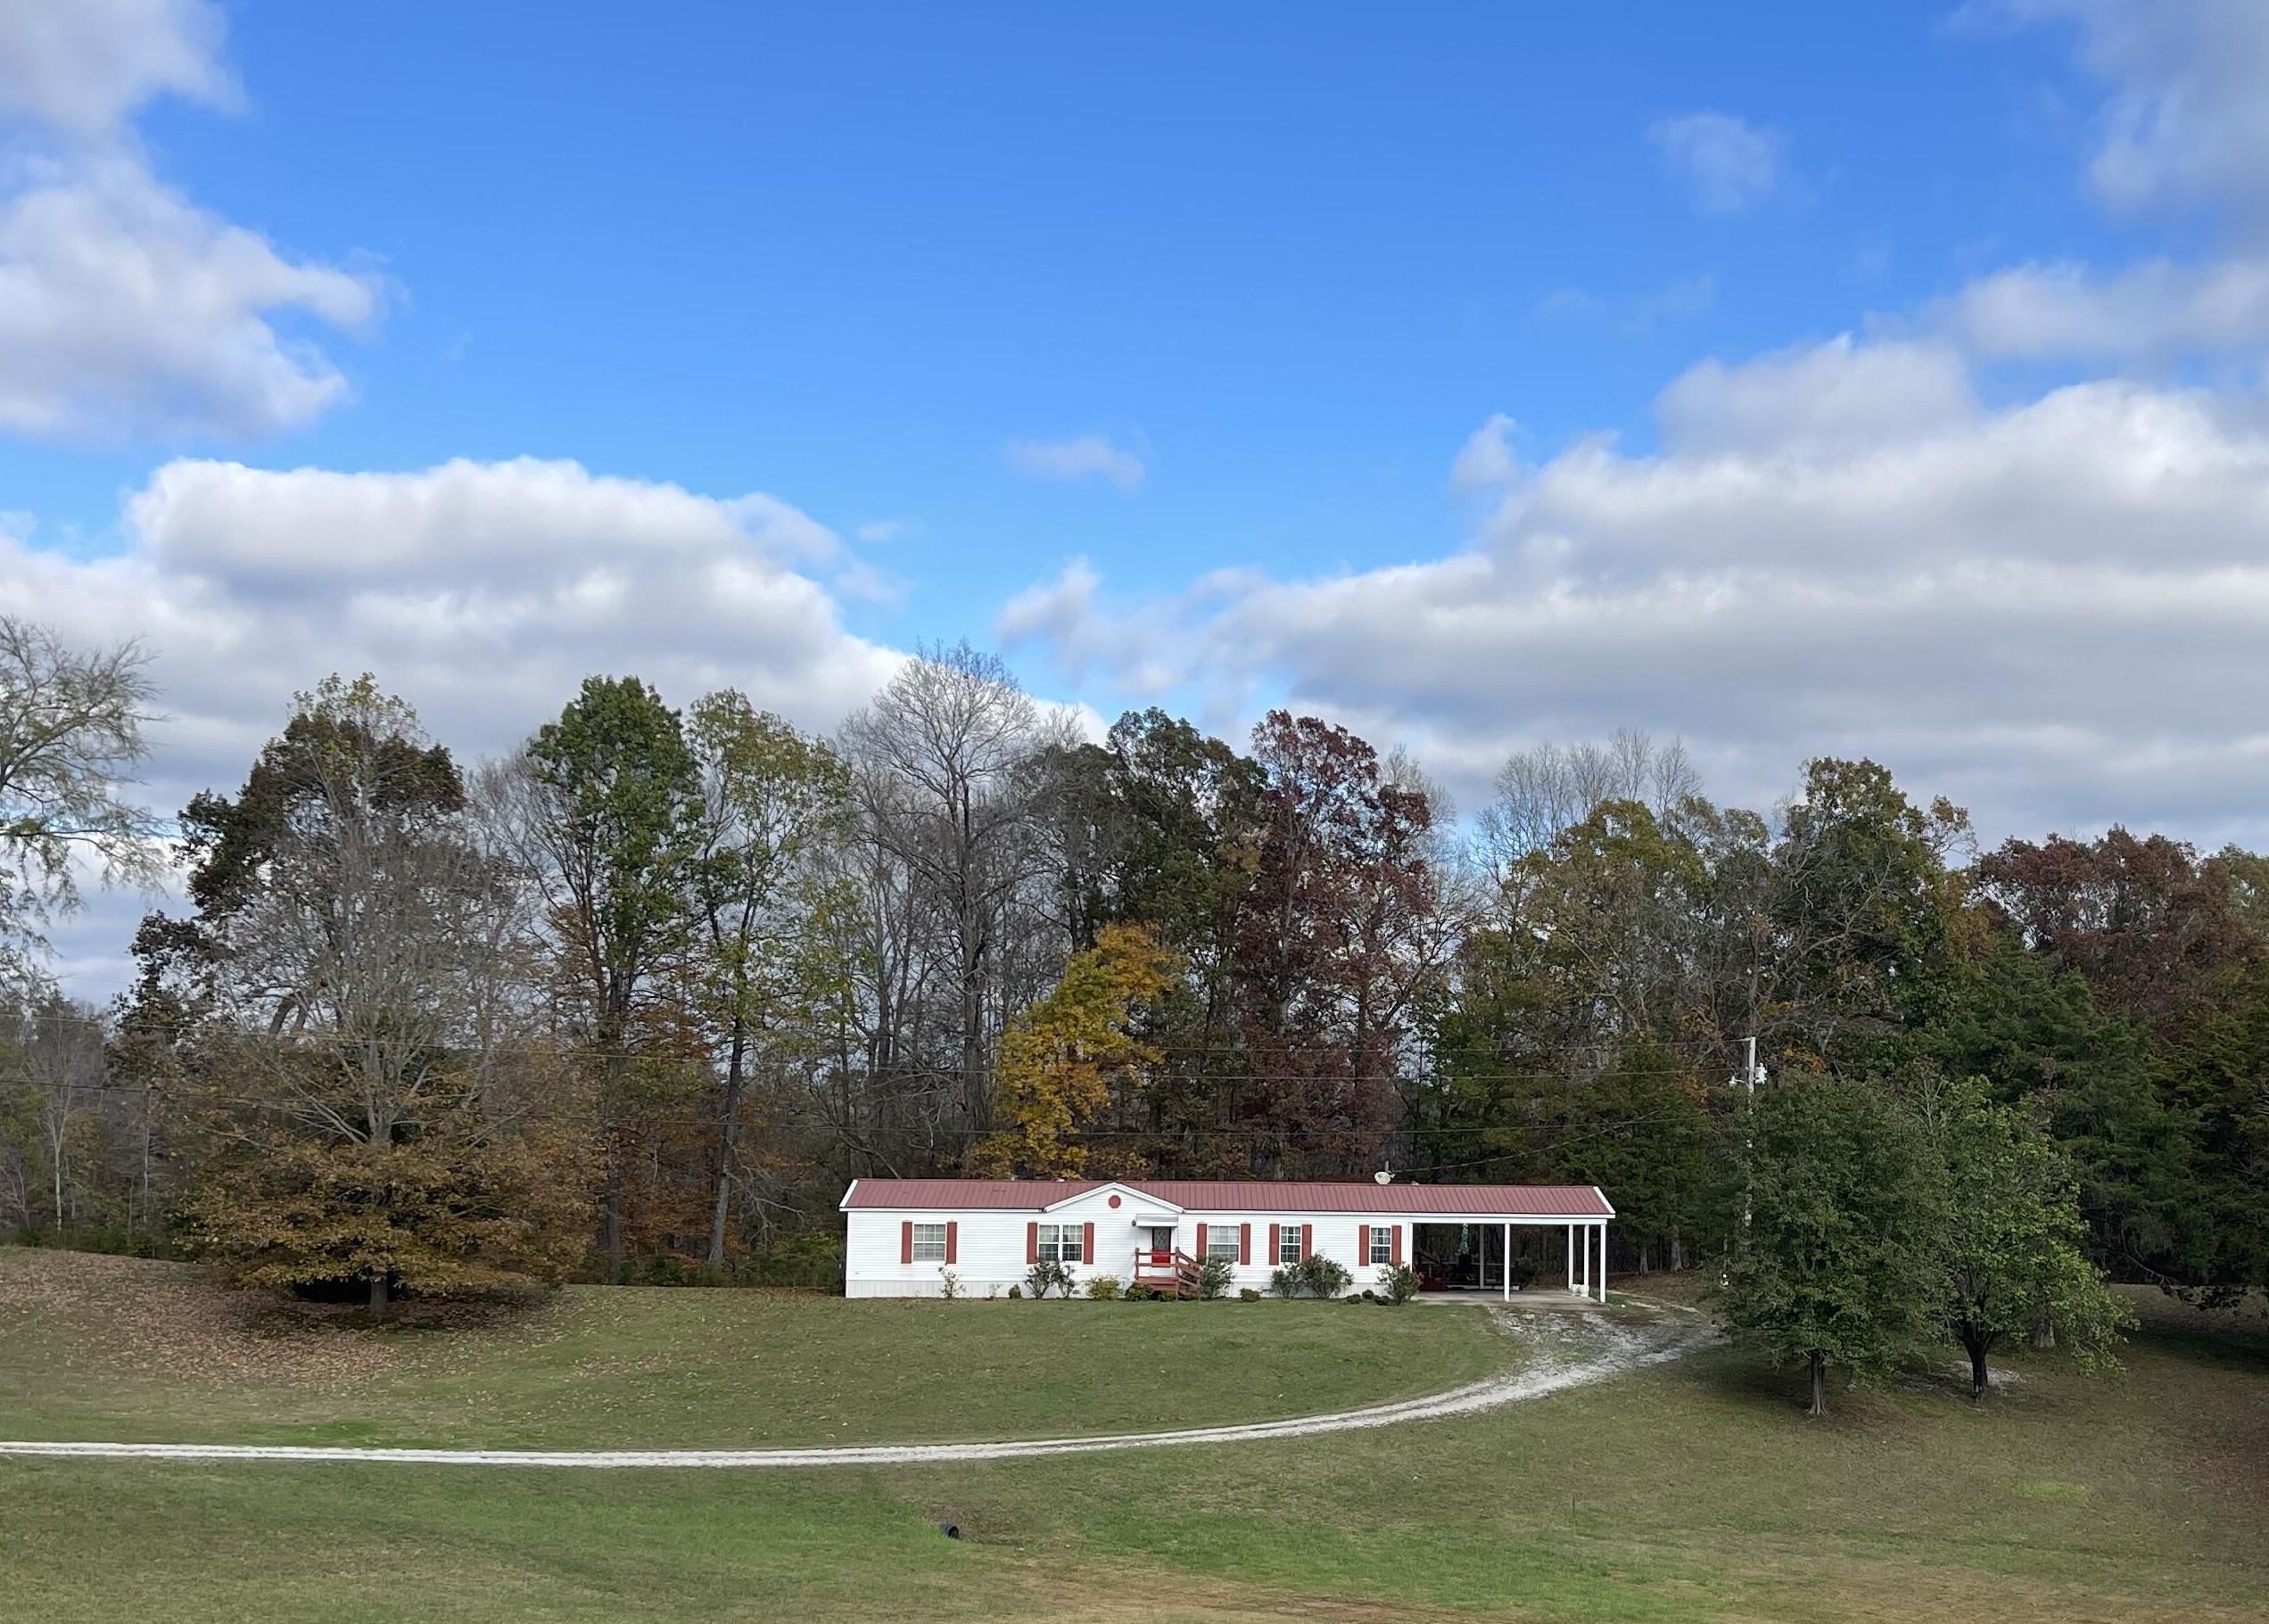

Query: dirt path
left=0, top=1307, right=1713, bottom=1470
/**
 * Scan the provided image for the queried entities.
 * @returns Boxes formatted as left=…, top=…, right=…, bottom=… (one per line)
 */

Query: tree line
left=2, top=614, right=2263, bottom=1356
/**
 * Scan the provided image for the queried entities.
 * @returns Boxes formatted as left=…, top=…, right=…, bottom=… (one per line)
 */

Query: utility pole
left=1732, top=1036, right=1765, bottom=1237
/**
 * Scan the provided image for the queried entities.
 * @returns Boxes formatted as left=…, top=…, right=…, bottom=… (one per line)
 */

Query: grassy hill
left=3, top=1249, right=2265, bottom=1622
left=0, top=1248, right=1500, bottom=1448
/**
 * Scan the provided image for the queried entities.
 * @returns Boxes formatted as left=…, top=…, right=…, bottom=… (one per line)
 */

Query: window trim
left=1276, top=1220, right=1304, bottom=1265
left=1036, top=1222, right=1085, bottom=1264
left=911, top=1222, right=947, bottom=1263
left=1205, top=1227, right=1240, bottom=1263
left=1368, top=1225, right=1393, bottom=1266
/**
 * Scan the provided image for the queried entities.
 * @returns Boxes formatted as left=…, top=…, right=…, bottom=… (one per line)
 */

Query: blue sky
left=9, top=2, right=2269, bottom=992
left=1, top=3, right=2147, bottom=608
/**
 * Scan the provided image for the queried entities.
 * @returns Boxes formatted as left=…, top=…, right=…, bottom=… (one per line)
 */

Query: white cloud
left=0, top=0, right=378, bottom=442
left=995, top=556, right=1103, bottom=649
left=0, top=157, right=381, bottom=439
left=1925, top=6, right=2269, bottom=367
left=0, top=0, right=232, bottom=138
left=1943, top=253, right=2269, bottom=359
left=1450, top=414, right=1522, bottom=493
left=1005, top=434, right=1147, bottom=491
left=1, top=458, right=906, bottom=846
left=998, top=339, right=2269, bottom=845
left=1654, top=336, right=1978, bottom=455
left=1993, top=0, right=2269, bottom=219
left=1647, top=111, right=1781, bottom=214
left=994, top=555, right=1191, bottom=694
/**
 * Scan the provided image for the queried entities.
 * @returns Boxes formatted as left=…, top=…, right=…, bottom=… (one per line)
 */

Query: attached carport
left=1394, top=1186, right=1613, bottom=1303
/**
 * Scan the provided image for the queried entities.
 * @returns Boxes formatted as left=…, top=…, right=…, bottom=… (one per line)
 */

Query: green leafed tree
left=507, top=674, right=705, bottom=1282
left=1913, top=1072, right=2133, bottom=1399
left=2160, top=958, right=2269, bottom=1297
left=1719, top=1070, right=1935, bottom=1416
left=686, top=688, right=850, bottom=1267
left=1769, top=758, right=1971, bottom=1071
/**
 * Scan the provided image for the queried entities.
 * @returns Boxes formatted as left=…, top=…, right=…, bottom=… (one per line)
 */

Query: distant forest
left=3, top=614, right=2262, bottom=1307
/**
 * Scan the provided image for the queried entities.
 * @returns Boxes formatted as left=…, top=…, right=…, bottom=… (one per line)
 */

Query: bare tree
left=0, top=996, right=107, bottom=1233
left=1480, top=728, right=1702, bottom=871
left=0, top=616, right=163, bottom=988
left=839, top=643, right=1053, bottom=1137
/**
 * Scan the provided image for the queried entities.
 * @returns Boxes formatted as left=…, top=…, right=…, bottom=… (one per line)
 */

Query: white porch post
left=1501, top=1221, right=1510, bottom=1300
left=1597, top=1221, right=1608, bottom=1302
left=1579, top=1222, right=1589, bottom=1297
left=1565, top=1221, right=1575, bottom=1293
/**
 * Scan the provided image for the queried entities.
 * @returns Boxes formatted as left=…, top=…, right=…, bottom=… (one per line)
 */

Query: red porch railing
left=1129, top=1247, right=1203, bottom=1297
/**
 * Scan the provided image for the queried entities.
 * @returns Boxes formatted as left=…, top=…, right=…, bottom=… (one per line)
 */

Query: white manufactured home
left=839, top=1178, right=1614, bottom=1300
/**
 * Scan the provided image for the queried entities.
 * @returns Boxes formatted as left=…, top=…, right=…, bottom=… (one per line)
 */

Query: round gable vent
left=1107, top=1194, right=1122, bottom=1208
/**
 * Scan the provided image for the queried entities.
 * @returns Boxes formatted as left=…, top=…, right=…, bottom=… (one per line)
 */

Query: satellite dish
left=1373, top=1168, right=1392, bottom=1185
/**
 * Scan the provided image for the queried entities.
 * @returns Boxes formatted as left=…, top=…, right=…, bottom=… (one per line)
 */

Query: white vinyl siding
left=840, top=1184, right=1612, bottom=1298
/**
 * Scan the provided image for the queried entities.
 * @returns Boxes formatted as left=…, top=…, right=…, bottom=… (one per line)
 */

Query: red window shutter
left=1267, top=1224, right=1279, bottom=1265
left=1300, top=1224, right=1313, bottom=1261
left=1391, top=1224, right=1404, bottom=1265
left=1027, top=1221, right=1039, bottom=1265
left=1195, top=1223, right=1208, bottom=1258
left=1358, top=1224, right=1369, bottom=1260
left=1239, top=1223, right=1251, bottom=1265
left=1082, top=1221, right=1094, bottom=1265
left=945, top=1221, right=958, bottom=1265
left=901, top=1221, right=913, bottom=1264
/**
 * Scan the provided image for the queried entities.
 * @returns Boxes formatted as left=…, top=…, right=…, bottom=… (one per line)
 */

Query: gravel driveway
left=0, top=1305, right=1713, bottom=1470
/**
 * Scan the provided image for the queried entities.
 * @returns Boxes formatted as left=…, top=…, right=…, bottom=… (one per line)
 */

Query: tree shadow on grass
left=2125, top=1289, right=2269, bottom=1375
left=243, top=1282, right=560, bottom=1339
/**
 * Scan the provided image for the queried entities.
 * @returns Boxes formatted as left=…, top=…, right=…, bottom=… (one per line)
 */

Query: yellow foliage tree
left=969, top=923, right=1178, bottom=1178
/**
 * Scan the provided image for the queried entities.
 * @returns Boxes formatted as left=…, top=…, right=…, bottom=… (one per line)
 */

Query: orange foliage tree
left=969, top=923, right=1178, bottom=1178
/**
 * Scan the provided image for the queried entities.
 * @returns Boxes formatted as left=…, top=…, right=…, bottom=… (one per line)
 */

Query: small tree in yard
left=1196, top=1256, right=1234, bottom=1298
left=1719, top=1072, right=1935, bottom=1416
left=1917, top=1075, right=2133, bottom=1400
left=1298, top=1255, right=1352, bottom=1299
left=1378, top=1263, right=1420, bottom=1304
left=1024, top=1258, right=1073, bottom=1298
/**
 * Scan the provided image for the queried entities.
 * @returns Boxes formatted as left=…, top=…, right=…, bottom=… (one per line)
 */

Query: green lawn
left=4, top=1249, right=2265, bottom=1622
left=0, top=1248, right=1500, bottom=1448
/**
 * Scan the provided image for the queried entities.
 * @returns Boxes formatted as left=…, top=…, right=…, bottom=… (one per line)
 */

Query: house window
left=1037, top=1224, right=1084, bottom=1264
left=911, top=1223, right=947, bottom=1263
left=1277, top=1222, right=1303, bottom=1265
left=1369, top=1226, right=1394, bottom=1266
left=1206, top=1227, right=1239, bottom=1263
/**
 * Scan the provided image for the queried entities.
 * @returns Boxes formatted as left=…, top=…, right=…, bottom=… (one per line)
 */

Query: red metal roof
left=840, top=1178, right=1613, bottom=1217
